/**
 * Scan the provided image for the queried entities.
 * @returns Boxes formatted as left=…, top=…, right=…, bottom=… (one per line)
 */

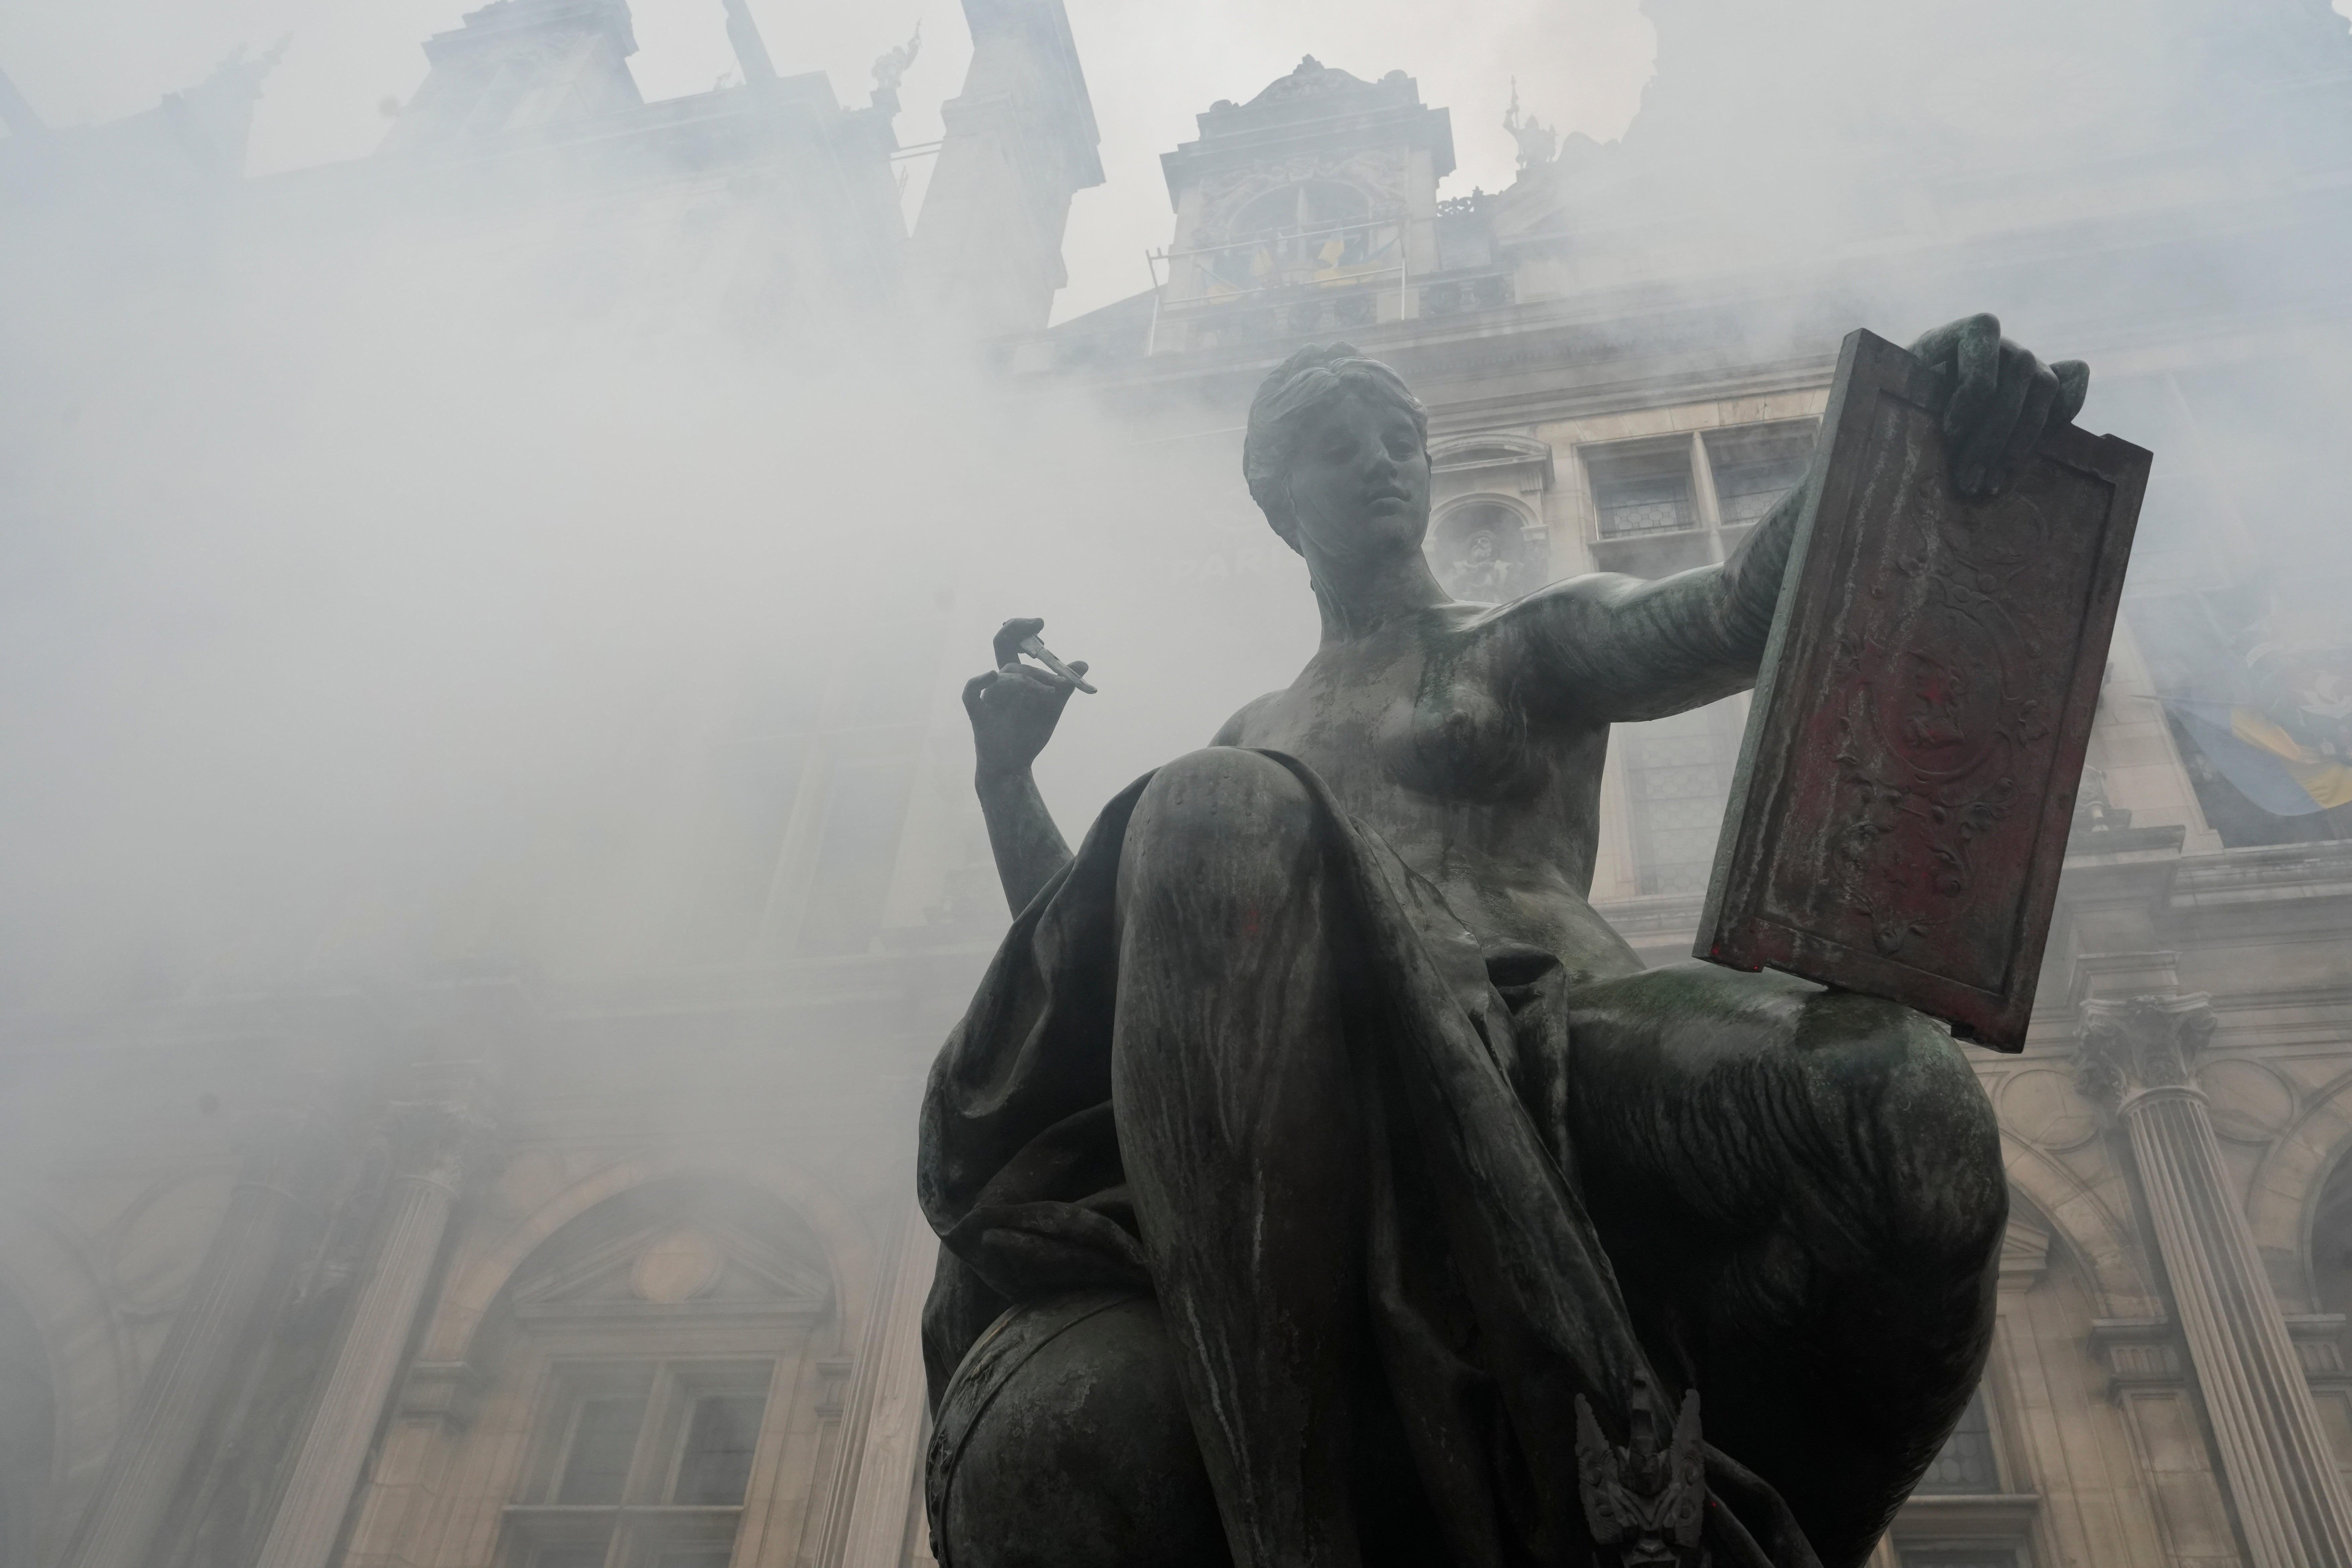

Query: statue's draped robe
left=918, top=754, right=1819, bottom=1568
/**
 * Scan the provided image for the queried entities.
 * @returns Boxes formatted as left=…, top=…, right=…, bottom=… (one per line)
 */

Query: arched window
left=491, top=1179, right=835, bottom=1568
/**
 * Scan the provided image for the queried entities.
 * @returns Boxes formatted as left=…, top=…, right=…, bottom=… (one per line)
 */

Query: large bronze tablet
left=1696, top=329, right=2150, bottom=1049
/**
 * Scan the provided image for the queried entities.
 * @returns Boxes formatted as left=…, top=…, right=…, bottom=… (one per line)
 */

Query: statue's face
left=1283, top=389, right=1430, bottom=570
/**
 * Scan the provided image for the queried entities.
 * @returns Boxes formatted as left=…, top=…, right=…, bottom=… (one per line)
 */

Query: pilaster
left=250, top=1067, right=498, bottom=1568
left=815, top=1205, right=939, bottom=1568
left=2077, top=992, right=2352, bottom=1567
left=60, top=1102, right=329, bottom=1568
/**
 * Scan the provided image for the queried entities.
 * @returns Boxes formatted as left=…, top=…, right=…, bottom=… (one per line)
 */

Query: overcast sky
left=0, top=0, right=1659, bottom=321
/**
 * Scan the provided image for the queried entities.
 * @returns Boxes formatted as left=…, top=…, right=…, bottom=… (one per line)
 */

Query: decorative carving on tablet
left=1700, top=330, right=2149, bottom=1045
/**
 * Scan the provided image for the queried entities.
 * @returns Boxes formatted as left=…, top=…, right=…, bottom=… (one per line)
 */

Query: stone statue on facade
left=1505, top=80, right=1559, bottom=172
left=919, top=315, right=2090, bottom=1568
left=872, top=23, right=922, bottom=96
left=1440, top=520, right=1522, bottom=603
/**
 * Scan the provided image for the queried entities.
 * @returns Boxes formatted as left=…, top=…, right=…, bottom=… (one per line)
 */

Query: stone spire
left=379, top=0, right=642, bottom=157
left=0, top=65, right=48, bottom=140
left=904, top=0, right=1102, bottom=337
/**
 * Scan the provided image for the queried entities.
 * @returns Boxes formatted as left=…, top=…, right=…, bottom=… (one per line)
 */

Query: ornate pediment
left=1240, top=56, right=1375, bottom=110
left=510, top=1207, right=832, bottom=1324
left=1163, top=58, right=1451, bottom=240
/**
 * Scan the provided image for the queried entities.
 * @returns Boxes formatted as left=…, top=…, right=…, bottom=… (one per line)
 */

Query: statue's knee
left=934, top=1294, right=1227, bottom=1568
left=1824, top=999, right=2006, bottom=1248
left=1128, top=748, right=1316, bottom=885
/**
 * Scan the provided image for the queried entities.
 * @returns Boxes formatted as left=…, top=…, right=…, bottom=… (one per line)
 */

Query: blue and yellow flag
left=2168, top=700, right=2352, bottom=815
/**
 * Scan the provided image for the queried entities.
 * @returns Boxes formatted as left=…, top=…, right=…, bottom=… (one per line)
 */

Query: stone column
left=836, top=1205, right=940, bottom=1568
left=62, top=1107, right=323, bottom=1568
left=2077, top=993, right=2352, bottom=1568
left=814, top=1203, right=941, bottom=1568
left=251, top=1086, right=492, bottom=1568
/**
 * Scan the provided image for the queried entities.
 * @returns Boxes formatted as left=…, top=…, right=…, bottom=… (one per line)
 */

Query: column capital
left=383, top=1062, right=501, bottom=1190
left=228, top=1098, right=340, bottom=1195
left=2075, top=992, right=2217, bottom=1109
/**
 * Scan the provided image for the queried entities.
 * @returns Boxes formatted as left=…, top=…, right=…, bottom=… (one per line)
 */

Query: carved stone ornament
left=1240, top=55, right=1373, bottom=109
left=383, top=1088, right=499, bottom=1189
left=870, top=21, right=919, bottom=94
left=1576, top=1378, right=1710, bottom=1568
left=2074, top=993, right=2218, bottom=1107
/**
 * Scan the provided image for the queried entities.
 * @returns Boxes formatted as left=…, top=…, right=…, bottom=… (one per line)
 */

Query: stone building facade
left=4, top=3, right=2352, bottom=1568
left=0, top=3, right=1077, bottom=1567
left=1009, top=15, right=2352, bottom=1567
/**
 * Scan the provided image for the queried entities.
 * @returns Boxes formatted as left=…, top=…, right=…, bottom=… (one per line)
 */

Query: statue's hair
left=1242, top=343, right=1427, bottom=553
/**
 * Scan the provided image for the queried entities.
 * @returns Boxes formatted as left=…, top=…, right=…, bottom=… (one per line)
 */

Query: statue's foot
left=928, top=1290, right=1230, bottom=1568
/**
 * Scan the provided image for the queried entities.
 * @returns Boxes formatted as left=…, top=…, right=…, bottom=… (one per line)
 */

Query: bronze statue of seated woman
left=918, top=316, right=2088, bottom=1568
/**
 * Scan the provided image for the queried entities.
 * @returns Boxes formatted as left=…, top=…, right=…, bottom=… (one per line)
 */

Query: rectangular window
left=515, top=1365, right=772, bottom=1568
left=1900, top=1551, right=2019, bottom=1568
left=1622, top=702, right=1737, bottom=896
left=1913, top=1388, right=2001, bottom=1493
left=672, top=1393, right=768, bottom=1505
left=1704, top=420, right=1817, bottom=528
left=1587, top=440, right=1697, bottom=538
left=558, top=1398, right=647, bottom=1505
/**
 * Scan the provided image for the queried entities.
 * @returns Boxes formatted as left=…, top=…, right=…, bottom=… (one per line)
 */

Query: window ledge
left=505, top=1505, right=746, bottom=1515
left=514, top=1298, right=826, bottom=1326
left=1893, top=1492, right=2041, bottom=1539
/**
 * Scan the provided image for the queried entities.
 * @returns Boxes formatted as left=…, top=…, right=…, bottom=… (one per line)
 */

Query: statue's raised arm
left=962, top=617, right=1087, bottom=914
left=1510, top=313, right=2091, bottom=725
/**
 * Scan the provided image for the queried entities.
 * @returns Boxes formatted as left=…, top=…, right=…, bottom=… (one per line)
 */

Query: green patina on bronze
left=927, top=316, right=2087, bottom=1568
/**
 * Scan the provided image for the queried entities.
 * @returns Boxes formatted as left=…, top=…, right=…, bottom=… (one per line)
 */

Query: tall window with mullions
left=513, top=1363, right=774, bottom=1568
left=1621, top=700, right=1742, bottom=897
left=1703, top=420, right=1818, bottom=530
left=1913, top=1386, right=2003, bottom=1493
left=1587, top=439, right=1698, bottom=539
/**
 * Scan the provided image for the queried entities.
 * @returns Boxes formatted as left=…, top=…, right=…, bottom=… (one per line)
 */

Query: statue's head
left=1243, top=344, right=1430, bottom=575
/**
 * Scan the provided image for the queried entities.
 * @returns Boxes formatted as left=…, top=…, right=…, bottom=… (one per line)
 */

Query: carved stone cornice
left=2074, top=993, right=2217, bottom=1110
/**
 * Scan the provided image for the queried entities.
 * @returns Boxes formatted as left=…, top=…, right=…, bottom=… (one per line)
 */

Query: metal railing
left=1150, top=214, right=1406, bottom=297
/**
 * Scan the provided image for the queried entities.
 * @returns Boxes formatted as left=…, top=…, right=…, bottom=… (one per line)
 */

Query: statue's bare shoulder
left=1212, top=691, right=1286, bottom=748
